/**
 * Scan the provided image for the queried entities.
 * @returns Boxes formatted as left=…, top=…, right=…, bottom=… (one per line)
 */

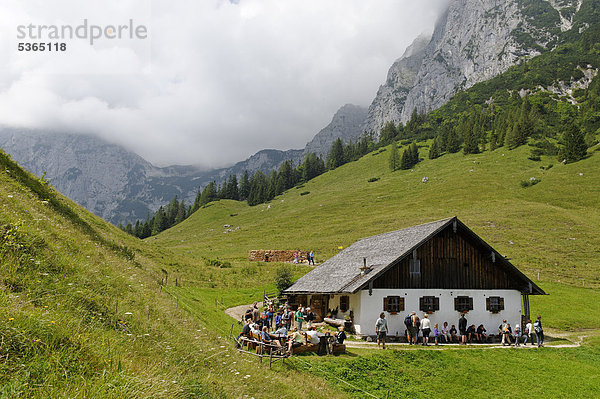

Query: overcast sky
left=0, top=0, right=449, bottom=168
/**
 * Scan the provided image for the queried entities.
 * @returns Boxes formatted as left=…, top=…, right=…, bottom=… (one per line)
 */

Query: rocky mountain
left=0, top=129, right=212, bottom=225
left=363, top=0, right=583, bottom=134
left=304, top=104, right=368, bottom=157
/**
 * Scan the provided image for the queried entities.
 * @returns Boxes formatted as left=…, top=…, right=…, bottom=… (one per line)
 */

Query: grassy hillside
left=156, top=142, right=600, bottom=289
left=151, top=137, right=600, bottom=398
left=0, top=150, right=346, bottom=398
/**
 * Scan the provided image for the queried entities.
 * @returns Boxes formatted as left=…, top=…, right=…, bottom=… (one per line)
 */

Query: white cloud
left=0, top=0, right=449, bottom=168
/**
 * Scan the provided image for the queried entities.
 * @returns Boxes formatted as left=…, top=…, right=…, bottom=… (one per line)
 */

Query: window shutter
left=419, top=297, right=425, bottom=312
left=486, top=297, right=491, bottom=311
left=383, top=297, right=388, bottom=312
left=399, top=297, right=405, bottom=312
left=499, top=297, right=504, bottom=311
left=433, top=297, right=440, bottom=311
left=468, top=297, right=474, bottom=311
left=454, top=297, right=459, bottom=311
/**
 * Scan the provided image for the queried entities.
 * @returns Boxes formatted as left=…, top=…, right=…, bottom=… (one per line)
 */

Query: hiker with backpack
left=404, top=312, right=419, bottom=345
left=534, top=315, right=544, bottom=347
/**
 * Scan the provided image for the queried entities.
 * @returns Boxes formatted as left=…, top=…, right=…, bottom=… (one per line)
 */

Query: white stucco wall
left=353, top=289, right=523, bottom=336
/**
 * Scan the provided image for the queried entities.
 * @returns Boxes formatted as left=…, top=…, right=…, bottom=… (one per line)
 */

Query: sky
left=0, top=0, right=449, bottom=168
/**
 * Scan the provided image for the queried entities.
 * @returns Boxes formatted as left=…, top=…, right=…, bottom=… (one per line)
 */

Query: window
left=454, top=296, right=474, bottom=312
left=383, top=296, right=405, bottom=313
left=486, top=296, right=504, bottom=313
left=409, top=259, right=421, bottom=275
left=339, top=296, right=350, bottom=312
left=419, top=296, right=439, bottom=313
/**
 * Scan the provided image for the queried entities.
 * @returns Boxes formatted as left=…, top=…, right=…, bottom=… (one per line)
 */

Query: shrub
left=275, top=265, right=293, bottom=293
left=300, top=191, right=310, bottom=196
left=367, top=177, right=380, bottom=183
left=205, top=258, right=231, bottom=268
left=520, top=177, right=541, bottom=188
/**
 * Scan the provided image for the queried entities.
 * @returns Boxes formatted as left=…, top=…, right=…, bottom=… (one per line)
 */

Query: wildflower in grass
left=8, top=317, right=14, bottom=321
left=50, top=320, right=55, bottom=324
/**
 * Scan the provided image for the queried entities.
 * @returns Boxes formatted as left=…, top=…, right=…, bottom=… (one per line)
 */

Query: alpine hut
left=283, top=217, right=545, bottom=336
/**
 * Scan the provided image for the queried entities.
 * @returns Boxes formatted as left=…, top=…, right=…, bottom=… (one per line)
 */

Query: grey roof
left=284, top=216, right=545, bottom=295
left=285, top=217, right=455, bottom=294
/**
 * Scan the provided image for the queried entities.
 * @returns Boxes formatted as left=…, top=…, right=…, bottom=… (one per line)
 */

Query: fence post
left=176, top=296, right=179, bottom=308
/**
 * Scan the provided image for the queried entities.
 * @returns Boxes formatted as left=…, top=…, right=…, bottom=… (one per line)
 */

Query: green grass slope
left=153, top=140, right=600, bottom=398
left=0, top=150, right=346, bottom=399
left=156, top=143, right=600, bottom=289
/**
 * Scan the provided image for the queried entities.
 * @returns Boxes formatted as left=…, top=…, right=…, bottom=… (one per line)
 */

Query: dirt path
left=225, top=302, right=262, bottom=322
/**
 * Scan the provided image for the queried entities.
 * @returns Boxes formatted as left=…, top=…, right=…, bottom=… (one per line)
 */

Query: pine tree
left=379, top=121, right=398, bottom=145
left=409, top=142, right=419, bottom=165
left=445, top=127, right=461, bottom=153
left=326, top=138, right=346, bottom=170
left=199, top=181, right=217, bottom=207
left=151, top=206, right=168, bottom=235
left=560, top=124, right=588, bottom=163
left=239, top=171, right=250, bottom=201
left=400, top=149, right=411, bottom=170
left=429, top=137, right=441, bottom=159
left=389, top=141, right=400, bottom=171
left=175, top=199, right=187, bottom=224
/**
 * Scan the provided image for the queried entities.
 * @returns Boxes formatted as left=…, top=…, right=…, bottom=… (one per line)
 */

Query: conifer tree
left=326, top=138, right=346, bottom=170
left=445, top=127, right=461, bottom=153
left=389, top=141, right=400, bottom=171
left=560, top=124, right=587, bottom=163
left=400, top=149, right=412, bottom=170
left=379, top=121, right=398, bottom=145
left=175, top=199, right=187, bottom=224
left=151, top=206, right=168, bottom=235
left=409, top=142, right=419, bottom=165
left=239, top=171, right=250, bottom=201
left=199, top=181, right=217, bottom=207
left=429, top=137, right=441, bottom=159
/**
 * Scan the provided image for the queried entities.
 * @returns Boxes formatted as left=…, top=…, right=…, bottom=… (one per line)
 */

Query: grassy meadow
left=1, top=135, right=599, bottom=397
left=151, top=140, right=600, bottom=397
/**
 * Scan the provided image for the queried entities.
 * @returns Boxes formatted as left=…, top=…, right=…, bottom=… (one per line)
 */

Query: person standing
left=525, top=319, right=534, bottom=345
left=283, top=307, right=292, bottom=330
left=309, top=251, right=315, bottom=265
left=296, top=307, right=305, bottom=331
left=534, top=315, right=544, bottom=347
left=410, top=312, right=420, bottom=345
left=458, top=313, right=468, bottom=345
left=421, top=314, right=431, bottom=346
left=305, top=307, right=316, bottom=329
left=293, top=251, right=299, bottom=264
left=375, top=312, right=388, bottom=349
left=514, top=324, right=522, bottom=347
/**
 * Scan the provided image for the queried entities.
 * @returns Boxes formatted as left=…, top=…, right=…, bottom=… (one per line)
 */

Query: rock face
left=304, top=104, right=368, bottom=157
left=0, top=129, right=211, bottom=225
left=361, top=34, right=430, bottom=134
left=363, top=0, right=576, bottom=134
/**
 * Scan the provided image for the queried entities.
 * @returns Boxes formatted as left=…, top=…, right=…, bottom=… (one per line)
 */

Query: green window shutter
left=486, top=297, right=491, bottom=311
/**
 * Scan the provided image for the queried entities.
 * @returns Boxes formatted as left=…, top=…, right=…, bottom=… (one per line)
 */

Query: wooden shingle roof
left=284, top=217, right=545, bottom=295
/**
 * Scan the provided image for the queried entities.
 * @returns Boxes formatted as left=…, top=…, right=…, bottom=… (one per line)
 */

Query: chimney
left=360, top=258, right=370, bottom=275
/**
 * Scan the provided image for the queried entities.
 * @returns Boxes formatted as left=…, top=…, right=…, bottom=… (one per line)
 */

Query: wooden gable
left=370, top=222, right=530, bottom=291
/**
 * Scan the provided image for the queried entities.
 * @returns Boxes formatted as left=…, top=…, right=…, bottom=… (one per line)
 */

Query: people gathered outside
left=305, top=307, right=316, bottom=329
left=295, top=307, right=305, bottom=331
left=441, top=321, right=450, bottom=343
left=524, top=319, right=534, bottom=345
left=476, top=324, right=488, bottom=343
left=514, top=324, right=522, bottom=346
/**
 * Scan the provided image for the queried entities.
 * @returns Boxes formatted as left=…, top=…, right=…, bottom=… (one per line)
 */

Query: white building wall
left=354, top=289, right=522, bottom=336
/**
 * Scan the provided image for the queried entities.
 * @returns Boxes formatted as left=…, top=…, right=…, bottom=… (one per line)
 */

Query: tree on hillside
left=429, top=137, right=441, bottom=159
left=239, top=170, right=250, bottom=201
left=326, top=138, right=346, bottom=170
left=389, top=141, right=400, bottom=171
left=409, top=142, right=419, bottom=165
left=560, top=124, right=588, bottom=163
left=400, top=149, right=412, bottom=170
left=199, top=181, right=218, bottom=207
left=151, top=206, right=168, bottom=235
left=445, top=127, right=461, bottom=153
left=380, top=121, right=398, bottom=145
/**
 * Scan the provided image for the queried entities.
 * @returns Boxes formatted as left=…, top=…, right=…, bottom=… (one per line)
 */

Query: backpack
left=534, top=320, right=541, bottom=333
left=404, top=314, right=412, bottom=328
left=415, top=316, right=420, bottom=328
